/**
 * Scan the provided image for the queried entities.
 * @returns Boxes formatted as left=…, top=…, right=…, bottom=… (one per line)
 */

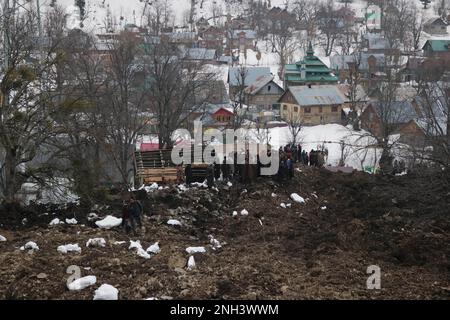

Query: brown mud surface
left=0, top=166, right=449, bottom=300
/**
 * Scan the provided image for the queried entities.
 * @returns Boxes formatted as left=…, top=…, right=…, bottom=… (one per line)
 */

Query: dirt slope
left=0, top=167, right=449, bottom=299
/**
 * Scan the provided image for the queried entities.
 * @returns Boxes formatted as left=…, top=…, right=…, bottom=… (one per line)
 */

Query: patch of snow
left=20, top=241, right=39, bottom=251
left=178, top=184, right=188, bottom=192
left=241, top=209, right=249, bottom=216
left=186, top=246, right=206, bottom=254
left=95, top=216, right=122, bottom=229
left=146, top=242, right=161, bottom=254
left=93, top=284, right=119, bottom=300
left=0, top=235, right=6, bottom=242
left=129, top=240, right=143, bottom=251
left=136, top=248, right=151, bottom=259
left=144, top=183, right=159, bottom=193
left=113, top=241, right=126, bottom=245
left=129, top=240, right=151, bottom=259
left=271, top=193, right=277, bottom=197
left=49, top=218, right=64, bottom=226
left=187, top=256, right=196, bottom=270
left=208, top=235, right=222, bottom=250
left=321, top=206, right=327, bottom=210
left=86, top=238, right=106, bottom=248
left=65, top=218, right=78, bottom=225
left=291, top=193, right=306, bottom=204
left=57, top=244, right=81, bottom=254
left=167, top=219, right=182, bottom=226
left=232, top=211, right=238, bottom=217
left=87, top=213, right=99, bottom=221
left=280, top=203, right=286, bottom=208
left=191, top=182, right=208, bottom=188
left=68, top=276, right=97, bottom=291
left=227, top=182, right=233, bottom=187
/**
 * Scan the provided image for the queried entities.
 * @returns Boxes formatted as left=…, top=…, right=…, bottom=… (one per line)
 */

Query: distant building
left=423, top=40, right=450, bottom=58
left=229, top=29, right=257, bottom=51
left=424, top=17, right=448, bottom=35
left=183, top=48, right=217, bottom=63
left=360, top=101, right=418, bottom=138
left=244, top=75, right=284, bottom=110
left=196, top=17, right=210, bottom=33
left=278, top=85, right=345, bottom=125
left=284, top=42, right=338, bottom=88
left=365, top=5, right=382, bottom=31
left=227, top=66, right=272, bottom=99
left=199, top=26, right=224, bottom=52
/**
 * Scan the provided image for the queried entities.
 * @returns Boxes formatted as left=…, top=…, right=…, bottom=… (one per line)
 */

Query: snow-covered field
left=248, top=124, right=380, bottom=170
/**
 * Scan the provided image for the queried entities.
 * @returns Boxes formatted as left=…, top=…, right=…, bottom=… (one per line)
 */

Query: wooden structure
left=134, top=149, right=182, bottom=185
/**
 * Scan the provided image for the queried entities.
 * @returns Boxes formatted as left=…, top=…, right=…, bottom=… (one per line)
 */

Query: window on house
left=305, top=107, right=311, bottom=113
left=319, top=106, right=323, bottom=113
left=268, top=85, right=271, bottom=92
left=294, top=106, right=298, bottom=113
left=283, top=105, right=288, bottom=111
left=332, top=106, right=338, bottom=112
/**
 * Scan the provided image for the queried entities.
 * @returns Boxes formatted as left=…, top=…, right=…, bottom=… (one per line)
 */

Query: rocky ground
left=0, top=166, right=449, bottom=300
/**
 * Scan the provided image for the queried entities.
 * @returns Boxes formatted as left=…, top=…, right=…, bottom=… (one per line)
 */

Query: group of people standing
left=278, top=144, right=328, bottom=168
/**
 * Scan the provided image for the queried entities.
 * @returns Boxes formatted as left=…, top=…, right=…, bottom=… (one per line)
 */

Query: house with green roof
left=283, top=42, right=338, bottom=88
left=423, top=40, right=450, bottom=58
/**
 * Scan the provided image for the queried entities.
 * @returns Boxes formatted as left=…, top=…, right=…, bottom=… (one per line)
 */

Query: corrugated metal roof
left=185, top=48, right=216, bottom=60
left=244, top=75, right=281, bottom=95
left=289, top=85, right=346, bottom=106
left=228, top=67, right=271, bottom=86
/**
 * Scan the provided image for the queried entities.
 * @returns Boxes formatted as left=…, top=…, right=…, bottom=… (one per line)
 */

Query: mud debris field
left=0, top=167, right=449, bottom=299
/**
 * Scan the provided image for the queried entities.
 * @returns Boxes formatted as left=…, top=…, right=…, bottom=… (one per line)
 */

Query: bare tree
left=292, top=0, right=319, bottom=39
left=229, top=65, right=250, bottom=130
left=345, top=54, right=363, bottom=130
left=0, top=5, right=61, bottom=201
left=285, top=109, right=303, bottom=146
left=144, top=0, right=174, bottom=35
left=415, top=81, right=450, bottom=168
left=268, top=24, right=298, bottom=76
left=316, top=0, right=340, bottom=57
left=360, top=70, right=409, bottom=173
left=410, top=6, right=423, bottom=52
left=147, top=42, right=216, bottom=148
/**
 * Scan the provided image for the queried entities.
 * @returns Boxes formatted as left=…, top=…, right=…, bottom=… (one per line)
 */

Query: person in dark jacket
left=121, top=200, right=132, bottom=234
left=129, top=196, right=143, bottom=235
left=206, top=164, right=215, bottom=187
left=286, top=156, right=294, bottom=179
left=221, top=156, right=229, bottom=180
left=214, top=161, right=221, bottom=180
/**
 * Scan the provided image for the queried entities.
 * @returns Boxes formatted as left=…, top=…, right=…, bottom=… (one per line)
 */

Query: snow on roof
left=414, top=117, right=447, bottom=136
left=369, top=101, right=418, bottom=124
left=228, top=67, right=271, bottom=86
left=330, top=55, right=357, bottom=70
left=424, top=17, right=448, bottom=26
left=336, top=84, right=368, bottom=102
left=368, top=36, right=390, bottom=50
left=289, top=85, right=346, bottom=106
left=185, top=48, right=216, bottom=60
left=244, top=75, right=280, bottom=95
left=231, top=29, right=257, bottom=39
